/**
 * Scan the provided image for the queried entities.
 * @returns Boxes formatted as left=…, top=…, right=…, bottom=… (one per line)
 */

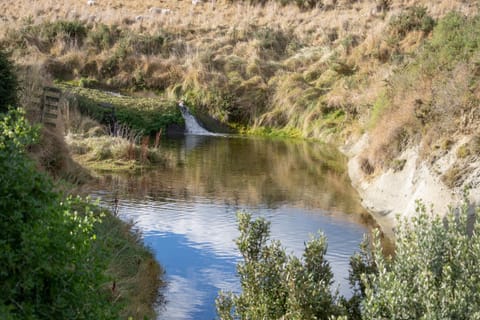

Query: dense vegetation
left=1, top=1, right=479, bottom=318
left=3, top=3, right=478, bottom=171
left=217, top=213, right=343, bottom=320
left=0, top=108, right=163, bottom=319
left=0, top=50, right=19, bottom=113
left=0, top=109, right=117, bottom=319
left=364, top=11, right=480, bottom=175
left=0, top=48, right=163, bottom=319
left=218, top=200, right=480, bottom=319
left=63, top=85, right=183, bottom=136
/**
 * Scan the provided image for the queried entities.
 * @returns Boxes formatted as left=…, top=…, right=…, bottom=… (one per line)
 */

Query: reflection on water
left=88, top=135, right=372, bottom=320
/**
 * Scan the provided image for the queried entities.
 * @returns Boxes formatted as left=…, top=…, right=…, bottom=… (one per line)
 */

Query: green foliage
left=424, top=12, right=480, bottom=71
left=42, top=20, right=87, bottom=42
left=344, top=235, right=377, bottom=320
left=0, top=109, right=118, bottom=319
left=369, top=90, right=390, bottom=128
left=0, top=50, right=19, bottom=113
left=218, top=199, right=480, bottom=319
left=86, top=24, right=120, bottom=52
left=216, top=212, right=343, bottom=320
left=388, top=6, right=435, bottom=39
left=362, top=199, right=480, bottom=319
left=65, top=85, right=184, bottom=135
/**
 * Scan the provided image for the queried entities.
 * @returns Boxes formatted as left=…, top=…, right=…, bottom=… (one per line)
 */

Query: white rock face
left=344, top=133, right=479, bottom=235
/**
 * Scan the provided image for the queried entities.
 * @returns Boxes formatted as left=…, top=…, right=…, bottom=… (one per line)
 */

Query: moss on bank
left=60, top=84, right=184, bottom=135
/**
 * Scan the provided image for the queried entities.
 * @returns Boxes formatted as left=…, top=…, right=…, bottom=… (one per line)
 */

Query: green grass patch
left=369, top=90, right=390, bottom=129
left=238, top=125, right=303, bottom=139
left=60, top=84, right=184, bottom=135
left=419, top=12, right=480, bottom=73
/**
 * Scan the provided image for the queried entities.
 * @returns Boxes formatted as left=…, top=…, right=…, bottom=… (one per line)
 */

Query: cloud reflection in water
left=89, top=135, right=372, bottom=319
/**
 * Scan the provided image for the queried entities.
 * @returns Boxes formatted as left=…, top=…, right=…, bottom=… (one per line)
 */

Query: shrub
left=425, top=12, right=480, bottom=71
left=362, top=199, right=480, bottom=319
left=217, top=198, right=480, bottom=319
left=388, top=6, right=435, bottom=39
left=216, top=212, right=343, bottom=320
left=0, top=109, right=118, bottom=319
left=42, top=20, right=87, bottom=43
left=0, top=50, right=19, bottom=113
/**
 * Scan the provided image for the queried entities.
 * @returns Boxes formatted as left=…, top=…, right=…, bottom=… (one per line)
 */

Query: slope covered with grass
left=1, top=0, right=478, bottom=211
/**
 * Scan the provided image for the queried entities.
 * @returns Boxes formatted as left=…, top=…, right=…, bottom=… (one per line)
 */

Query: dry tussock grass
left=2, top=0, right=473, bottom=40
left=2, top=0, right=478, bottom=150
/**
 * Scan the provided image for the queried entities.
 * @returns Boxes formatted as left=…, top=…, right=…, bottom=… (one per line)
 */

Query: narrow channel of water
left=88, top=135, right=373, bottom=320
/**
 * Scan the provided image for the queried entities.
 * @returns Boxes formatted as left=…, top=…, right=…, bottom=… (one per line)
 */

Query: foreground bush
left=363, top=199, right=480, bottom=318
left=218, top=200, right=480, bottom=319
left=0, top=109, right=118, bottom=319
left=216, top=212, right=343, bottom=320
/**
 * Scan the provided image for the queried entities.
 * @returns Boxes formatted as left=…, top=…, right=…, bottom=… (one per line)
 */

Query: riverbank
left=343, top=133, right=480, bottom=235
left=2, top=0, right=479, bottom=231
left=92, top=204, right=165, bottom=319
left=40, top=126, right=167, bottom=318
left=0, top=107, right=164, bottom=319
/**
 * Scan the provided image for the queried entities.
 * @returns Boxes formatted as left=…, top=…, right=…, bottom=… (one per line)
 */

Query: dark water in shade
left=88, top=135, right=373, bottom=320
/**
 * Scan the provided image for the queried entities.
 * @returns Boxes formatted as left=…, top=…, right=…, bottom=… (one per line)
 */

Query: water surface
left=89, top=135, right=372, bottom=320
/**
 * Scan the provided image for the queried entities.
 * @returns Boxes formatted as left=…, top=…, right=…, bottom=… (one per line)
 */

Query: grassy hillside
left=1, top=0, right=479, bottom=181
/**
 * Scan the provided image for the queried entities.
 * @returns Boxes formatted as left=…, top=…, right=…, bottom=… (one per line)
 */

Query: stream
left=88, top=134, right=373, bottom=319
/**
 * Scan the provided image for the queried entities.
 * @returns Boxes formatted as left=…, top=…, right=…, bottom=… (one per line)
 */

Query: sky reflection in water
left=91, top=135, right=371, bottom=320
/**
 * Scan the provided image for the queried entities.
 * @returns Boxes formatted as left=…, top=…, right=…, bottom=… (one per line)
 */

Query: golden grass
left=3, top=0, right=479, bottom=161
left=2, top=0, right=474, bottom=40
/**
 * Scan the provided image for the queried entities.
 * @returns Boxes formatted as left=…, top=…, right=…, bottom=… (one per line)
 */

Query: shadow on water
left=87, top=135, right=377, bottom=319
left=102, top=135, right=368, bottom=218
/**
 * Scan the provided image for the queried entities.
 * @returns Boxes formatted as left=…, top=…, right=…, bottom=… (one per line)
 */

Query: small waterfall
left=178, top=103, right=212, bottom=135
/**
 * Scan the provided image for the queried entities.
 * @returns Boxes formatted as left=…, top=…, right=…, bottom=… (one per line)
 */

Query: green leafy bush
left=0, top=109, right=118, bottom=319
left=362, top=199, right=480, bottom=318
left=218, top=199, right=480, bottom=319
left=424, top=12, right=480, bottom=70
left=388, top=6, right=435, bottom=39
left=0, top=50, right=19, bottom=113
left=216, top=212, right=343, bottom=320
